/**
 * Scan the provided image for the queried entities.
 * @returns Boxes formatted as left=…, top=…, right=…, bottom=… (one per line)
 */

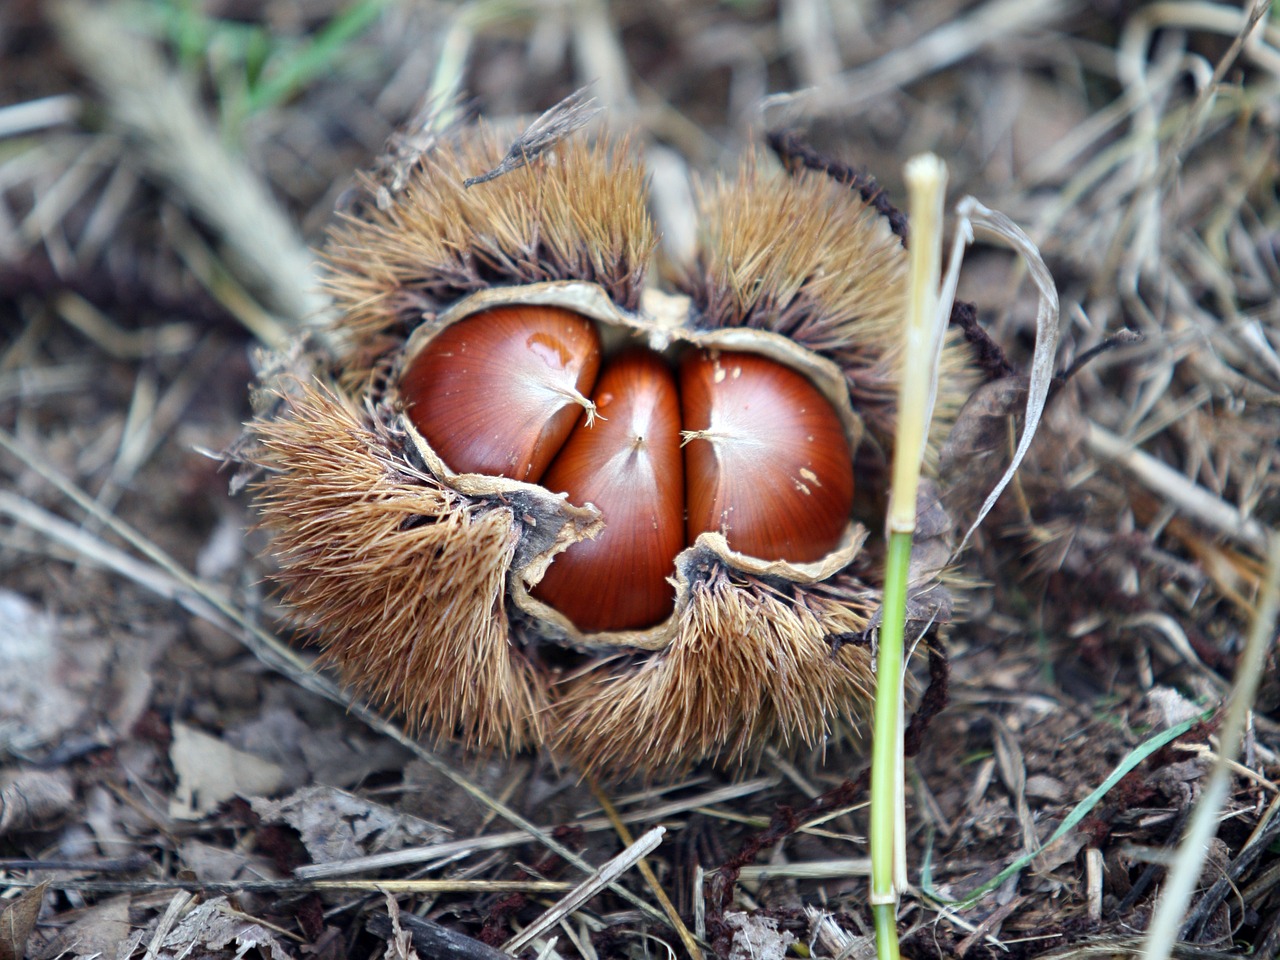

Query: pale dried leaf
left=0, top=770, right=74, bottom=835
left=725, top=911, right=795, bottom=960
left=169, top=723, right=285, bottom=820
left=806, top=907, right=876, bottom=960
left=29, top=894, right=130, bottom=960
left=938, top=378, right=1029, bottom=533
left=251, top=785, right=447, bottom=865
left=179, top=837, right=280, bottom=884
left=226, top=705, right=408, bottom=789
left=0, top=588, right=108, bottom=754
left=149, top=897, right=292, bottom=960
left=379, top=893, right=419, bottom=960
left=908, top=478, right=955, bottom=588
left=1143, top=687, right=1206, bottom=730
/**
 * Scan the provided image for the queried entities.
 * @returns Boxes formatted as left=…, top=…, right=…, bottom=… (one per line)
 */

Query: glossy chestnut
left=681, top=350, right=855, bottom=563
left=400, top=305, right=601, bottom=483
left=403, top=307, right=856, bottom=633
left=532, top=349, right=685, bottom=631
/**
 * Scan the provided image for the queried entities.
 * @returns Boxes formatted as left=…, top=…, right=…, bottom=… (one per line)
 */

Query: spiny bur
left=239, top=117, right=978, bottom=779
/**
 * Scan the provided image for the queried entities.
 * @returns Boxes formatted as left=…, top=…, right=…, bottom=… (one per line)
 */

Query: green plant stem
left=873, top=902, right=900, bottom=960
left=869, top=151, right=946, bottom=960
left=870, top=529, right=912, bottom=960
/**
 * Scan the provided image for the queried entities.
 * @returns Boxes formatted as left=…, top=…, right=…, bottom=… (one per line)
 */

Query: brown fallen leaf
left=0, top=770, right=74, bottom=835
left=0, top=881, right=47, bottom=960
left=28, top=894, right=131, bottom=960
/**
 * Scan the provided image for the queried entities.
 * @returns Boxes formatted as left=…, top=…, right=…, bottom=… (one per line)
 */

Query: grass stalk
left=870, top=152, right=948, bottom=960
left=1141, top=530, right=1280, bottom=960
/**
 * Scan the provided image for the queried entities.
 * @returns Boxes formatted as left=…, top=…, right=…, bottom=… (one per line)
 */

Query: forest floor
left=1, top=1, right=1279, bottom=958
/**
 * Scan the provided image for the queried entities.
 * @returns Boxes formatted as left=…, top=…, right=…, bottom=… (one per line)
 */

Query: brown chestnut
left=532, top=349, right=685, bottom=632
left=400, top=305, right=601, bottom=483
left=681, top=349, right=854, bottom=562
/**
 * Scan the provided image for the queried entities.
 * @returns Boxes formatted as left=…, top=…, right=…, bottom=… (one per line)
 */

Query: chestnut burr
left=244, top=123, right=982, bottom=776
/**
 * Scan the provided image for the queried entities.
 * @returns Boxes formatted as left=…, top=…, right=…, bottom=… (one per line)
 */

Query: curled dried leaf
left=936, top=198, right=1060, bottom=557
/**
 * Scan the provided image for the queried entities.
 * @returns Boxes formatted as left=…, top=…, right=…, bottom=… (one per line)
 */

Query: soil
left=1, top=2, right=1278, bottom=959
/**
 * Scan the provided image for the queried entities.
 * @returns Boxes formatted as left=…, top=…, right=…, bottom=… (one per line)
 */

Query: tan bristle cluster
left=239, top=121, right=979, bottom=779
left=553, top=565, right=877, bottom=776
left=251, top=383, right=548, bottom=751
left=323, top=128, right=655, bottom=391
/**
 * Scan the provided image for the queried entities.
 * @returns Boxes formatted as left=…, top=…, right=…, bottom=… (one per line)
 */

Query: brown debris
left=1, top=1, right=1278, bottom=958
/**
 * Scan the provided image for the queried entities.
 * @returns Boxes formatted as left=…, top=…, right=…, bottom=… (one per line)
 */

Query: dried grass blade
left=503, top=826, right=666, bottom=954
left=1143, top=531, right=1280, bottom=960
left=942, top=198, right=1060, bottom=556
left=589, top=781, right=703, bottom=960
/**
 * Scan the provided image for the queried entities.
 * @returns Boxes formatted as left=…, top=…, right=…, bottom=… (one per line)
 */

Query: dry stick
left=9, top=879, right=571, bottom=896
left=0, top=94, right=80, bottom=138
left=1141, top=531, right=1280, bottom=960
left=1180, top=798, right=1280, bottom=939
left=366, top=911, right=508, bottom=960
left=738, top=860, right=870, bottom=881
left=798, top=0, right=1066, bottom=117
left=1085, top=422, right=1268, bottom=553
left=143, top=892, right=195, bottom=960
left=0, top=431, right=670, bottom=932
left=502, top=826, right=666, bottom=955
left=589, top=780, right=704, bottom=960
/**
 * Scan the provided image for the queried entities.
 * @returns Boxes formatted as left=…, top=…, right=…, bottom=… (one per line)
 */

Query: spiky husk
left=251, top=382, right=546, bottom=751
left=323, top=127, right=655, bottom=391
left=550, top=565, right=877, bottom=777
left=243, top=125, right=979, bottom=778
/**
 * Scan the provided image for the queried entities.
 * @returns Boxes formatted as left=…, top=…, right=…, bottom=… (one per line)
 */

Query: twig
left=6, top=878, right=571, bottom=895
left=502, top=826, right=666, bottom=954
left=1085, top=422, right=1268, bottom=553
left=0, top=94, right=80, bottom=138
left=367, top=911, right=509, bottom=960
left=1143, top=531, right=1280, bottom=959
left=796, top=0, right=1068, bottom=117
left=590, top=781, right=703, bottom=960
